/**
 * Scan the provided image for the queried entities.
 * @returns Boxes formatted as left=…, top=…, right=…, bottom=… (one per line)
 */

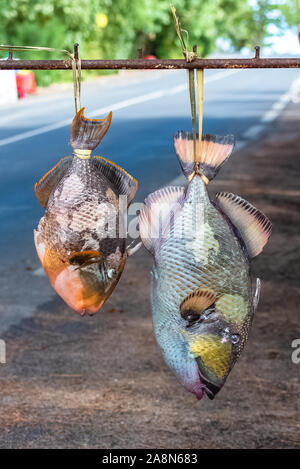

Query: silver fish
left=138, top=132, right=271, bottom=400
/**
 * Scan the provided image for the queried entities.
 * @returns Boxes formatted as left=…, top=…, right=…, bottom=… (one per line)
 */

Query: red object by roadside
left=16, top=71, right=37, bottom=99
left=144, top=55, right=156, bottom=60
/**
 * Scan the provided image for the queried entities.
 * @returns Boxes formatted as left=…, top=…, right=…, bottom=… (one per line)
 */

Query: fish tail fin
left=70, top=107, right=112, bottom=151
left=174, top=132, right=234, bottom=182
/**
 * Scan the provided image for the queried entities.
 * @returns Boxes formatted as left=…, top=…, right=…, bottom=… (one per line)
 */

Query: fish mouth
left=53, top=267, right=107, bottom=315
left=196, top=358, right=222, bottom=400
left=75, top=301, right=105, bottom=316
left=198, top=372, right=221, bottom=400
left=192, top=382, right=205, bottom=401
left=61, top=293, right=106, bottom=316
left=79, top=307, right=101, bottom=317
left=190, top=370, right=220, bottom=401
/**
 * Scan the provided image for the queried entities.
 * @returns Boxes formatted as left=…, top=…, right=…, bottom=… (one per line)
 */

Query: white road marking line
left=0, top=118, right=73, bottom=147
left=32, top=266, right=46, bottom=276
left=0, top=70, right=241, bottom=148
left=242, top=124, right=265, bottom=140
left=203, top=69, right=240, bottom=83
left=261, top=91, right=291, bottom=123
left=234, top=140, right=248, bottom=151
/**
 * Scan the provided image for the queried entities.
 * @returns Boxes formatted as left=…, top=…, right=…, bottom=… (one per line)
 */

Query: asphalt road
left=0, top=67, right=299, bottom=331
left=0, top=67, right=300, bottom=449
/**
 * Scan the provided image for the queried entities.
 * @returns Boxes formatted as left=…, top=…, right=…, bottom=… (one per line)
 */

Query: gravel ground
left=0, top=101, right=300, bottom=449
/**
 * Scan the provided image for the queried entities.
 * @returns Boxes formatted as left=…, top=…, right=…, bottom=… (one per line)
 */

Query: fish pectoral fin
left=93, top=156, right=137, bottom=206
left=253, top=278, right=261, bottom=312
left=138, top=186, right=185, bottom=254
left=180, top=287, right=217, bottom=319
left=69, top=250, right=103, bottom=268
left=34, top=156, right=73, bottom=208
left=70, top=108, right=112, bottom=151
left=126, top=240, right=142, bottom=257
left=216, top=192, right=272, bottom=258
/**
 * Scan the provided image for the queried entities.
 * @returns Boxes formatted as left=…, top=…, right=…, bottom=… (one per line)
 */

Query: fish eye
left=231, top=334, right=240, bottom=345
left=107, top=268, right=116, bottom=279
left=182, top=306, right=215, bottom=327
left=182, top=309, right=200, bottom=326
left=187, top=312, right=200, bottom=322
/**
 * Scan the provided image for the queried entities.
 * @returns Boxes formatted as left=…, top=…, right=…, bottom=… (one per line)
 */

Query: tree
left=279, top=0, right=300, bottom=27
left=0, top=0, right=287, bottom=86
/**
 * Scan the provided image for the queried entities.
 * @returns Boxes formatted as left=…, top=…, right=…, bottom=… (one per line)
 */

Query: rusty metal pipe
left=0, top=58, right=299, bottom=70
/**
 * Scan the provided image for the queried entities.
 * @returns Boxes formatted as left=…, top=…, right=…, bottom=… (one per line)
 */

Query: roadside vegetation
left=0, top=0, right=294, bottom=86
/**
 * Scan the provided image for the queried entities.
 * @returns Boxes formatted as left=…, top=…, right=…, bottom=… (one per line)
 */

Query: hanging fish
left=138, top=132, right=271, bottom=400
left=34, top=108, right=138, bottom=315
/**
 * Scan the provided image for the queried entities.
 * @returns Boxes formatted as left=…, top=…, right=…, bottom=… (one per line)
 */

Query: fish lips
left=196, top=357, right=223, bottom=400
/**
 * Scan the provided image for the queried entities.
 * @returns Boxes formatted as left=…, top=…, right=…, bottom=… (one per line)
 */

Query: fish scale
left=139, top=131, right=271, bottom=399
left=154, top=178, right=251, bottom=321
left=34, top=107, right=138, bottom=315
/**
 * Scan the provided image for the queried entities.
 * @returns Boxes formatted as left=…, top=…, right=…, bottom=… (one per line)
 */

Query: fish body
left=34, top=108, right=138, bottom=315
left=139, top=133, right=271, bottom=400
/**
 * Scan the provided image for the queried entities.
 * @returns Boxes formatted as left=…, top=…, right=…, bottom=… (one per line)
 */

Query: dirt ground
left=0, top=101, right=300, bottom=449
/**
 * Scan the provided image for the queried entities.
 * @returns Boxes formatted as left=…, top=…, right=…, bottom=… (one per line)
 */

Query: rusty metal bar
left=73, top=43, right=79, bottom=61
left=0, top=43, right=299, bottom=70
left=0, top=57, right=299, bottom=70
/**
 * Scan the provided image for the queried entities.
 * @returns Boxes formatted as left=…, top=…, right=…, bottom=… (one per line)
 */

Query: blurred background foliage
left=280, top=0, right=300, bottom=27
left=0, top=0, right=294, bottom=86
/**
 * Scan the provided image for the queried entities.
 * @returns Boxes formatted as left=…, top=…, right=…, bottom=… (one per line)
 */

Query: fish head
left=180, top=293, right=252, bottom=400
left=34, top=230, right=125, bottom=315
left=156, top=285, right=253, bottom=401
left=175, top=309, right=246, bottom=400
left=53, top=257, right=123, bottom=316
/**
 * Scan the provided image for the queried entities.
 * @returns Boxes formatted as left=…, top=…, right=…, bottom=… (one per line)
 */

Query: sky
left=217, top=27, right=299, bottom=58
left=264, top=28, right=299, bottom=56
left=252, top=0, right=299, bottom=56
left=217, top=2, right=299, bottom=58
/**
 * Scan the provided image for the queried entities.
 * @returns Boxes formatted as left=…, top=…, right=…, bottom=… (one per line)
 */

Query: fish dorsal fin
left=180, top=288, right=216, bottom=318
left=138, top=186, right=185, bottom=254
left=216, top=192, right=272, bottom=258
left=70, top=108, right=112, bottom=151
left=174, top=132, right=234, bottom=181
left=34, top=156, right=73, bottom=208
left=93, top=156, right=137, bottom=206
